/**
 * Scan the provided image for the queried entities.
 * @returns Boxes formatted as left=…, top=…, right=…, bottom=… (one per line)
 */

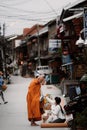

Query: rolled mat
left=41, top=122, right=69, bottom=128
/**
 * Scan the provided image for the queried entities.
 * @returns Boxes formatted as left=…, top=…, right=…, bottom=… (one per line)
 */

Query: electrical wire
left=0, top=0, right=61, bottom=23
left=0, top=3, right=57, bottom=15
left=0, top=13, right=56, bottom=23
left=4, top=0, right=32, bottom=6
left=0, top=0, right=61, bottom=35
left=0, top=2, right=58, bottom=23
left=43, top=0, right=58, bottom=16
left=0, top=11, right=57, bottom=18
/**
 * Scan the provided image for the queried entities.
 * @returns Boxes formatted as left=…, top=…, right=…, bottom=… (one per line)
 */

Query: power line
left=44, top=0, right=58, bottom=16
left=0, top=1, right=60, bottom=24
left=0, top=0, right=60, bottom=35
left=0, top=14, right=56, bottom=23
left=0, top=2, right=58, bottom=22
left=0, top=3, right=56, bottom=15
left=4, top=0, right=32, bottom=6
left=0, top=10, right=56, bottom=19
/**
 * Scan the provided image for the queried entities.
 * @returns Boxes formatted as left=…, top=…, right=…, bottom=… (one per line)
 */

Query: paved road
left=0, top=75, right=70, bottom=130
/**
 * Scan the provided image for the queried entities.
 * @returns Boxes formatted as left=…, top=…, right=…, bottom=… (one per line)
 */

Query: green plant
left=75, top=107, right=87, bottom=129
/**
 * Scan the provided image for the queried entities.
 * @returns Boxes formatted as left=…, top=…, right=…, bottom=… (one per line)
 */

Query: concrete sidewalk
left=41, top=84, right=67, bottom=109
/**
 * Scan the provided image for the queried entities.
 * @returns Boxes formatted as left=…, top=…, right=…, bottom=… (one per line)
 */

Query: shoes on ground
left=4, top=101, right=8, bottom=104
left=31, top=122, right=39, bottom=126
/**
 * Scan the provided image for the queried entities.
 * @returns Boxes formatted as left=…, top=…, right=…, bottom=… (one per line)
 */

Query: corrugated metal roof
left=28, top=26, right=48, bottom=39
left=64, top=0, right=86, bottom=10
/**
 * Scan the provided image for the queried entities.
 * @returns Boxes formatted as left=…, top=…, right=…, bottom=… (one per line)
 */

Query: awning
left=39, top=26, right=48, bottom=36
left=61, top=62, right=73, bottom=67
left=63, top=12, right=83, bottom=22
left=34, top=55, right=52, bottom=60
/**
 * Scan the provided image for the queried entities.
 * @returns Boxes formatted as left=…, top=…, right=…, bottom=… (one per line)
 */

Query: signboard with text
left=84, top=8, right=87, bottom=38
left=49, top=39, right=61, bottom=53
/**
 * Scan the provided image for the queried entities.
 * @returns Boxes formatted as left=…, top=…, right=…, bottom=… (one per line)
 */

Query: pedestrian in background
left=0, top=71, right=8, bottom=104
left=26, top=74, right=45, bottom=126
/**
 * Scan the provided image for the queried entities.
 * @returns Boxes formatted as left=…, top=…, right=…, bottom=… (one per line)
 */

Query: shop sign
left=49, top=39, right=61, bottom=53
left=15, top=40, right=21, bottom=48
left=84, top=8, right=87, bottom=38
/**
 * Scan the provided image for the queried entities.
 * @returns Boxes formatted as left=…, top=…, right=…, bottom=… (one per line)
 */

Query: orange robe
left=26, top=78, right=42, bottom=121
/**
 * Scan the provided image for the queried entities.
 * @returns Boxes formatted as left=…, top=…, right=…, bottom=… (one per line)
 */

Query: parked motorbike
left=64, top=94, right=87, bottom=130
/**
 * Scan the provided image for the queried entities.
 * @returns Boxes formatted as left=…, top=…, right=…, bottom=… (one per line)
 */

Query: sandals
left=31, top=122, right=39, bottom=126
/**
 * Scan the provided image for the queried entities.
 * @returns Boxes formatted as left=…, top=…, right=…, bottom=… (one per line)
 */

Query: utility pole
left=0, top=24, right=5, bottom=76
left=0, top=24, right=3, bottom=72
left=3, top=23, right=5, bottom=37
left=3, top=23, right=6, bottom=77
left=37, top=24, right=41, bottom=66
left=2, top=23, right=7, bottom=78
left=0, top=24, right=1, bottom=36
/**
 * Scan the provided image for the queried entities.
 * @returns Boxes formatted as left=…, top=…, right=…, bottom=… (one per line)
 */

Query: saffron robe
left=26, top=78, right=42, bottom=121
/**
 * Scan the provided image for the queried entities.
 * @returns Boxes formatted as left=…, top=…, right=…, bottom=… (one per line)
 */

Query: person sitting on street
left=43, top=95, right=66, bottom=123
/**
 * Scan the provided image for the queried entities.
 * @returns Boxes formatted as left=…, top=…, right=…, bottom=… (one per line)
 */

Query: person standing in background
left=0, top=71, right=8, bottom=104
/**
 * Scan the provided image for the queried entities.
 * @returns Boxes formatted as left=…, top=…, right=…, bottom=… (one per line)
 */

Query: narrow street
left=0, top=75, right=70, bottom=130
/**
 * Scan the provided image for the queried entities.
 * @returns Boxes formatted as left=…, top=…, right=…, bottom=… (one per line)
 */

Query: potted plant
left=75, top=107, right=87, bottom=130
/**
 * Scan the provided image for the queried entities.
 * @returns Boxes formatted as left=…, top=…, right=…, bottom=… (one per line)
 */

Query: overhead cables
left=43, top=0, right=58, bottom=16
left=0, top=2, right=58, bottom=22
left=3, top=0, right=32, bottom=6
left=0, top=14, right=56, bottom=23
left=0, top=3, right=56, bottom=15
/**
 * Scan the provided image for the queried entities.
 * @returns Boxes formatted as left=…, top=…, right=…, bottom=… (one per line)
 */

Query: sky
left=0, top=0, right=78, bottom=36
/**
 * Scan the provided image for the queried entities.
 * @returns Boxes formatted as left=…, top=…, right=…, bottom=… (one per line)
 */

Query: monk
left=26, top=75, right=45, bottom=126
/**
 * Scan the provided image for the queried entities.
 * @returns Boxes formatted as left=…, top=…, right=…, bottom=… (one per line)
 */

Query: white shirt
left=46, top=96, right=65, bottom=119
